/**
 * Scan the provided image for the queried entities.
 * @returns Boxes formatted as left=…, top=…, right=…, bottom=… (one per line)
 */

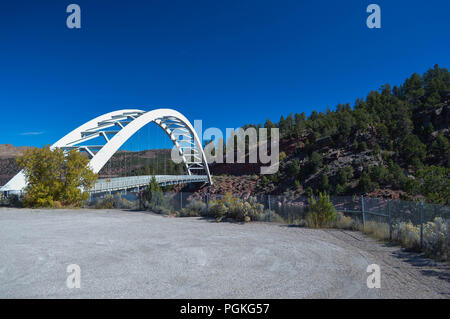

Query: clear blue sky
left=0, top=0, right=449, bottom=148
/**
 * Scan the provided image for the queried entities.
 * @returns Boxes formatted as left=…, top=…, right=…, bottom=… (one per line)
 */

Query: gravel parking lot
left=0, top=207, right=448, bottom=298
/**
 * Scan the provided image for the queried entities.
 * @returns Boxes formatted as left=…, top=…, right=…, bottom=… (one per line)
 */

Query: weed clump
left=305, top=192, right=336, bottom=228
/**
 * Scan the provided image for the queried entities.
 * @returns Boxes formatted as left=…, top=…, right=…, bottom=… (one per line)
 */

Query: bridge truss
left=1, top=108, right=212, bottom=194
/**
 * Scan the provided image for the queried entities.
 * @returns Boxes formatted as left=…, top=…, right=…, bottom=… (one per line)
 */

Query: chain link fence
left=73, top=190, right=450, bottom=260
left=87, top=190, right=449, bottom=225
left=4, top=186, right=447, bottom=259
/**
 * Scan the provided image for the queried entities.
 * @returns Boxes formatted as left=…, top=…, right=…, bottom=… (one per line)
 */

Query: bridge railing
left=89, top=175, right=209, bottom=193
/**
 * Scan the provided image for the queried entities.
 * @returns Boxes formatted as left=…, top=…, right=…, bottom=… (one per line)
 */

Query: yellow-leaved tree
left=17, top=145, right=97, bottom=207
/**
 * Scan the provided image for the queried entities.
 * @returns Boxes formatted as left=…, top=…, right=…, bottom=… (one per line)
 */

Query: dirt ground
left=0, top=207, right=448, bottom=298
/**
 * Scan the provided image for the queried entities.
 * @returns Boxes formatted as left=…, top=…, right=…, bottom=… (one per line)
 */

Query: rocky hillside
left=0, top=145, right=35, bottom=185
left=0, top=144, right=34, bottom=158
left=200, top=66, right=450, bottom=204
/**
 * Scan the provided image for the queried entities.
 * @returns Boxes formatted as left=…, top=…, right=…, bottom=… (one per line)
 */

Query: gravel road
left=0, top=207, right=448, bottom=298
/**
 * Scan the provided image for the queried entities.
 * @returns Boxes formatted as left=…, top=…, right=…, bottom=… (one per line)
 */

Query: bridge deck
left=89, top=175, right=208, bottom=193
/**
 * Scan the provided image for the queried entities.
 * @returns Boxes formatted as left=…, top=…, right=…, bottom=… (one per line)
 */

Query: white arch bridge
left=1, top=108, right=212, bottom=195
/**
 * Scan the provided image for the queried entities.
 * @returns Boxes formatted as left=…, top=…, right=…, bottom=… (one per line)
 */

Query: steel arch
left=1, top=108, right=212, bottom=193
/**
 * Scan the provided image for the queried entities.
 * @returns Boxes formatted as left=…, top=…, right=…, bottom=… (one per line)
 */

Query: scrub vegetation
left=16, top=145, right=97, bottom=207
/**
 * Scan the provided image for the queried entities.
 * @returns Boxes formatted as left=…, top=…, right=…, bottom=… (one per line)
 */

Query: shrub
left=422, top=217, right=449, bottom=261
left=254, top=209, right=286, bottom=223
left=334, top=184, right=345, bottom=195
left=307, top=152, right=323, bottom=174
left=159, top=207, right=172, bottom=215
left=243, top=197, right=265, bottom=221
left=271, top=212, right=286, bottom=223
left=142, top=177, right=163, bottom=206
left=402, top=134, right=426, bottom=166
left=208, top=193, right=265, bottom=222
left=416, top=166, right=450, bottom=205
left=179, top=208, right=199, bottom=217
left=358, top=172, right=377, bottom=193
left=335, top=217, right=449, bottom=262
left=392, top=221, right=421, bottom=251
left=113, top=193, right=137, bottom=209
left=92, top=193, right=137, bottom=209
left=319, top=173, right=330, bottom=193
left=179, top=200, right=207, bottom=217
left=94, top=194, right=115, bottom=209
left=188, top=199, right=207, bottom=215
left=287, top=159, right=301, bottom=176
left=362, top=221, right=390, bottom=240
left=305, top=192, right=336, bottom=228
left=209, top=202, right=228, bottom=221
left=333, top=212, right=358, bottom=230
left=17, top=145, right=97, bottom=207
left=53, top=201, right=63, bottom=209
left=359, top=141, right=368, bottom=152
left=337, top=169, right=348, bottom=185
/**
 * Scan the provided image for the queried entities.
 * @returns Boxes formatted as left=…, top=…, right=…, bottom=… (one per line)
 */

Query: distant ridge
left=0, top=144, right=35, bottom=159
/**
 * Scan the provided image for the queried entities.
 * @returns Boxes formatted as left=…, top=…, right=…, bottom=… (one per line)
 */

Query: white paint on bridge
left=90, top=175, right=209, bottom=194
left=1, top=108, right=212, bottom=195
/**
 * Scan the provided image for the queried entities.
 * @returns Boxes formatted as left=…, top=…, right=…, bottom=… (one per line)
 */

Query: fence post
left=137, top=188, right=141, bottom=210
left=206, top=194, right=209, bottom=214
left=388, top=199, right=392, bottom=241
left=420, top=201, right=424, bottom=250
left=361, top=195, right=366, bottom=228
left=268, top=194, right=272, bottom=222
left=180, top=191, right=183, bottom=210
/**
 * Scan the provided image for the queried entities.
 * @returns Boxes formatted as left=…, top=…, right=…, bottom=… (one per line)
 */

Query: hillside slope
left=202, top=65, right=450, bottom=204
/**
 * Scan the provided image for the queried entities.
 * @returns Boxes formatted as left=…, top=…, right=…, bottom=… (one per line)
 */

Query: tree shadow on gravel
left=278, top=224, right=307, bottom=228
left=124, top=209, right=248, bottom=224
left=391, top=249, right=450, bottom=287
